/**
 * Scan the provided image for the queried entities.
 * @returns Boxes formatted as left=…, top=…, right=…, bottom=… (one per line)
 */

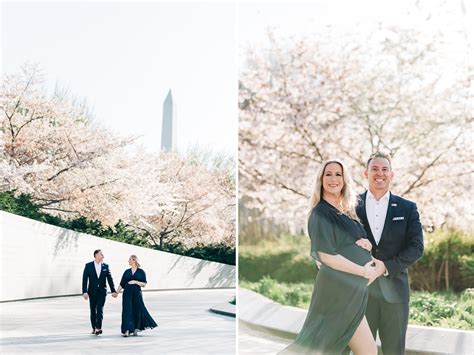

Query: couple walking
left=281, top=152, right=424, bottom=355
left=82, top=250, right=158, bottom=337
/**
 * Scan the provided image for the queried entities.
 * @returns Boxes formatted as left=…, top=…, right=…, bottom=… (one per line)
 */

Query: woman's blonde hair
left=130, top=255, right=141, bottom=268
left=309, top=159, right=360, bottom=221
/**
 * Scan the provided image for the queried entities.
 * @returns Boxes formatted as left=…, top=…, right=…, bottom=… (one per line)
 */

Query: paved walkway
left=0, top=289, right=235, bottom=354
left=239, top=321, right=290, bottom=354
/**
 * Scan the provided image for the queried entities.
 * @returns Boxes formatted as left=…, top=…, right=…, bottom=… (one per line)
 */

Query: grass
left=239, top=232, right=474, bottom=330
left=241, top=277, right=313, bottom=309
left=409, top=289, right=474, bottom=329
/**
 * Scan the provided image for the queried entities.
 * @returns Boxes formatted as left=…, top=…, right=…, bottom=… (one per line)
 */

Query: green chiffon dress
left=279, top=199, right=372, bottom=354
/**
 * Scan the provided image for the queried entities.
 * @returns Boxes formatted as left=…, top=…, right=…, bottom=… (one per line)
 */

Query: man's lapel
left=359, top=192, right=376, bottom=246
left=90, top=262, right=98, bottom=281
left=379, top=192, right=396, bottom=245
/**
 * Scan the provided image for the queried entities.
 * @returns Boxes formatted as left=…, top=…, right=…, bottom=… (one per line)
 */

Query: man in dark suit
left=356, top=152, right=424, bottom=355
left=82, top=249, right=117, bottom=335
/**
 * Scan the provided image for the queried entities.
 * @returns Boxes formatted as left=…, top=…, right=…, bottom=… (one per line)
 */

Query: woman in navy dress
left=116, top=255, right=157, bottom=337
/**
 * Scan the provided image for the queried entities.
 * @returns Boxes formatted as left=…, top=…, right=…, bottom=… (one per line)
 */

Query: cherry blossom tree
left=1, top=63, right=235, bottom=248
left=127, top=152, right=235, bottom=248
left=239, top=8, right=472, bottom=233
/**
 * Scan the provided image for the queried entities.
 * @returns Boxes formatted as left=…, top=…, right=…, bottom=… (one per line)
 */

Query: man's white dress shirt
left=94, top=261, right=102, bottom=278
left=366, top=190, right=390, bottom=245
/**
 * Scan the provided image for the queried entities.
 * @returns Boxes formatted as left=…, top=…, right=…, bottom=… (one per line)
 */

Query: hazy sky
left=1, top=0, right=471, bottom=156
left=238, top=0, right=472, bottom=46
left=1, top=1, right=237, bottom=155
left=238, top=0, right=471, bottom=91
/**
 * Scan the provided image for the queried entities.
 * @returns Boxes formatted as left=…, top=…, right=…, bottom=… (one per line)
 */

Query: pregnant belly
left=316, top=264, right=368, bottom=297
left=338, top=244, right=373, bottom=266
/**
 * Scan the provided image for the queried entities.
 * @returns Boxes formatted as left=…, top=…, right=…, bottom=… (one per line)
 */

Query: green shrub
left=410, top=229, right=474, bottom=292
left=239, top=234, right=316, bottom=283
left=241, top=280, right=474, bottom=330
left=240, top=228, right=474, bottom=291
left=459, top=255, right=474, bottom=287
left=0, top=190, right=234, bottom=265
left=158, top=242, right=235, bottom=265
left=409, top=289, right=474, bottom=330
left=241, top=277, right=313, bottom=308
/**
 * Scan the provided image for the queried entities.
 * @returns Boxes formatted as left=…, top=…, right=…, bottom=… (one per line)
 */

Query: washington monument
left=161, top=89, right=177, bottom=151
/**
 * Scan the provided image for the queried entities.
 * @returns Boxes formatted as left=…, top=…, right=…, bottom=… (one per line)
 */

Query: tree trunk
left=445, top=258, right=449, bottom=290
left=437, top=260, right=445, bottom=290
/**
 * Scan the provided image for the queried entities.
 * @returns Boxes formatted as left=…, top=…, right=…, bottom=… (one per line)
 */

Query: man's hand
left=112, top=292, right=118, bottom=298
left=83, top=293, right=89, bottom=300
left=356, top=238, right=372, bottom=252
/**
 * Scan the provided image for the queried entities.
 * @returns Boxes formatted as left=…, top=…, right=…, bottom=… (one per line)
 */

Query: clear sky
left=1, top=1, right=237, bottom=155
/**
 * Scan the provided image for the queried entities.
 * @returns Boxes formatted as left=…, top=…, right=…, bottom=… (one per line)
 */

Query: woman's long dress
left=120, top=268, right=158, bottom=334
left=280, top=199, right=372, bottom=354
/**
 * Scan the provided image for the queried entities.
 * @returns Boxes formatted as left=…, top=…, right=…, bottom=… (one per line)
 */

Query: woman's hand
left=128, top=280, right=137, bottom=285
left=371, top=257, right=387, bottom=278
left=356, top=238, right=372, bottom=252
left=362, top=260, right=377, bottom=285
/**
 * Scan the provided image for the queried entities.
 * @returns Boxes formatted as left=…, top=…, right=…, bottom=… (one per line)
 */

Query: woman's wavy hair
left=309, top=159, right=360, bottom=221
left=130, top=255, right=141, bottom=268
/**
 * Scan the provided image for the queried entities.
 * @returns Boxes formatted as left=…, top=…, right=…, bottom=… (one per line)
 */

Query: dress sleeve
left=120, top=270, right=127, bottom=288
left=138, top=269, right=147, bottom=284
left=308, top=208, right=338, bottom=262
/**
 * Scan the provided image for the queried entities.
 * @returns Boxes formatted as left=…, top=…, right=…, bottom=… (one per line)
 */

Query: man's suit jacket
left=82, top=261, right=116, bottom=296
left=356, top=191, right=424, bottom=303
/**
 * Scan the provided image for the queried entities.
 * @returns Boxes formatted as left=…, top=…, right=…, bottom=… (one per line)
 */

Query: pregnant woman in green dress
left=280, top=160, right=384, bottom=355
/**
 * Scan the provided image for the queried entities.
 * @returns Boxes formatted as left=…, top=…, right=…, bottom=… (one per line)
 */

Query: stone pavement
left=239, top=321, right=290, bottom=354
left=0, top=289, right=235, bottom=354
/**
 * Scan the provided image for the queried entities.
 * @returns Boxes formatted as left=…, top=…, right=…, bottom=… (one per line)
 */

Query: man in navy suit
left=82, top=249, right=117, bottom=335
left=356, top=153, right=424, bottom=355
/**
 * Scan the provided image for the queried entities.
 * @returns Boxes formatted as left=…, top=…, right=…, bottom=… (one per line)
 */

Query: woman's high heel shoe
left=122, top=331, right=129, bottom=337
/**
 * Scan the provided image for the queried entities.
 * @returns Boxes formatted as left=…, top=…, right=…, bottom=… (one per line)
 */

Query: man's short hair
left=93, top=249, right=102, bottom=257
left=367, top=152, right=392, bottom=169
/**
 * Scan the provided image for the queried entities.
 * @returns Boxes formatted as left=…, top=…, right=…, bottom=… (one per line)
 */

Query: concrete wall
left=0, top=211, right=235, bottom=302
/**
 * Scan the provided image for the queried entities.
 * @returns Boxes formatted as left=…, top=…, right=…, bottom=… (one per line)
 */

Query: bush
left=241, top=279, right=474, bottom=330
left=0, top=190, right=64, bottom=225
left=409, top=289, right=474, bottom=330
left=157, top=242, right=235, bottom=265
left=239, top=234, right=316, bottom=283
left=241, top=277, right=313, bottom=308
left=0, top=190, right=234, bottom=265
left=240, top=229, right=474, bottom=291
left=410, top=229, right=474, bottom=292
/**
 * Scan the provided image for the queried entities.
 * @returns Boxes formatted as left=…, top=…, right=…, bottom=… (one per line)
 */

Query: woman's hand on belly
left=363, top=260, right=378, bottom=285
